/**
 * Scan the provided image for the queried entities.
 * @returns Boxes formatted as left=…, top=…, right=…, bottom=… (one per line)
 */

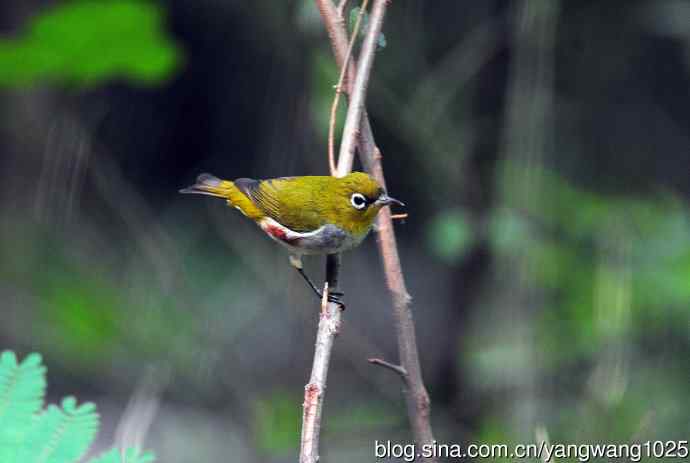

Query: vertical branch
left=300, top=254, right=341, bottom=463
left=300, top=1, right=389, bottom=462
left=314, top=0, right=437, bottom=458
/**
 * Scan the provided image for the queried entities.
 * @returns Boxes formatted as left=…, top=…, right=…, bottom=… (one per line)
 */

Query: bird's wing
left=234, top=176, right=326, bottom=233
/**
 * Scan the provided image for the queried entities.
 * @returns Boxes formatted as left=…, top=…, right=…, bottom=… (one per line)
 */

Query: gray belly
left=285, top=223, right=369, bottom=255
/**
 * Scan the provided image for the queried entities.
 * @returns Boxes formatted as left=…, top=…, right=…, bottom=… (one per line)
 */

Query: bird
left=180, top=171, right=403, bottom=308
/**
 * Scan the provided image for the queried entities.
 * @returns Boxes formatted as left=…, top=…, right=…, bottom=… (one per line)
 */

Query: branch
left=314, top=0, right=383, bottom=180
left=368, top=357, right=408, bottom=379
left=328, top=0, right=368, bottom=175
left=301, top=2, right=388, bottom=460
left=335, top=0, right=387, bottom=178
left=314, top=1, right=438, bottom=457
left=337, top=0, right=350, bottom=17
left=299, top=254, right=341, bottom=463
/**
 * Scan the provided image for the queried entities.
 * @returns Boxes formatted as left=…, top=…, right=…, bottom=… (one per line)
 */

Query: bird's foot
left=322, top=290, right=345, bottom=311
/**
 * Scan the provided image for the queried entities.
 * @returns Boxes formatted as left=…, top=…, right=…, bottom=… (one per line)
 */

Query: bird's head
left=329, top=172, right=404, bottom=236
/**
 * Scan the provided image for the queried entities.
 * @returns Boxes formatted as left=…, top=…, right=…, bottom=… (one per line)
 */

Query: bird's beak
left=376, top=194, right=405, bottom=207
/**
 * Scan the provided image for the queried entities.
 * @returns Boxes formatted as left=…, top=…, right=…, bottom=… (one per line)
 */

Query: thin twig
left=320, top=281, right=330, bottom=313
left=368, top=357, right=408, bottom=379
left=314, top=0, right=356, bottom=93
left=314, top=1, right=438, bottom=458
left=327, top=0, right=369, bottom=176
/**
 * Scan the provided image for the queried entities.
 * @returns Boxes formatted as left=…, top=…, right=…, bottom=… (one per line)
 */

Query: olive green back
left=232, top=172, right=384, bottom=237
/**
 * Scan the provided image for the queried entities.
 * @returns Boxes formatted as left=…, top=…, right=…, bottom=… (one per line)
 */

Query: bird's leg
left=290, top=255, right=345, bottom=309
left=295, top=267, right=345, bottom=309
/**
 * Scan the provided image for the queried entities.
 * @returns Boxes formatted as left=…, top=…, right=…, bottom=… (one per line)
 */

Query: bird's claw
left=326, top=291, right=346, bottom=310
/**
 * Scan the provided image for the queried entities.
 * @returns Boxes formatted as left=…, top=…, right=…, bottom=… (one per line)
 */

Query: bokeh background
left=1, top=0, right=689, bottom=461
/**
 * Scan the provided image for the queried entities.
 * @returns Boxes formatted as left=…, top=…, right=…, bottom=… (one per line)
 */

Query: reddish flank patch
left=262, top=221, right=296, bottom=243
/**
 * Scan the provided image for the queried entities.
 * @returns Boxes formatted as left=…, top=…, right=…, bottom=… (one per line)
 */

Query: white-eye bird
left=180, top=171, right=403, bottom=307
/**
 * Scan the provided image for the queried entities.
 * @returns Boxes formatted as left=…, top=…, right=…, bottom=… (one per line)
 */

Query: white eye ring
left=350, top=193, right=367, bottom=210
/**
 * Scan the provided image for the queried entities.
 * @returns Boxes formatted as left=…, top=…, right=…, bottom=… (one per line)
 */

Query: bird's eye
left=350, top=193, right=367, bottom=210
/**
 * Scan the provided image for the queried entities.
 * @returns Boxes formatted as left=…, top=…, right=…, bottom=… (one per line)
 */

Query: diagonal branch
left=314, top=0, right=437, bottom=457
left=334, top=0, right=387, bottom=177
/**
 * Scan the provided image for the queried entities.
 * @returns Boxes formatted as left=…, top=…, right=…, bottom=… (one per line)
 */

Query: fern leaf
left=16, top=396, right=99, bottom=463
left=89, top=447, right=155, bottom=463
left=0, top=351, right=47, bottom=459
left=0, top=351, right=155, bottom=462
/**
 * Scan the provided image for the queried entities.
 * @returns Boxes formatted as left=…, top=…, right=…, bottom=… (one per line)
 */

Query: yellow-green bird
left=180, top=172, right=403, bottom=307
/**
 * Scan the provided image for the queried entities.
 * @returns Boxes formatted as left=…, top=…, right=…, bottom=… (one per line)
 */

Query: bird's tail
left=179, top=173, right=235, bottom=199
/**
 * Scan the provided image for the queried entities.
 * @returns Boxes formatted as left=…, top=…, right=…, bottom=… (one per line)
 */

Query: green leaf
left=89, top=447, right=156, bottom=463
left=0, top=351, right=156, bottom=462
left=377, top=31, right=387, bottom=49
left=0, top=0, right=182, bottom=88
left=16, top=396, right=99, bottom=463
left=0, top=351, right=47, bottom=460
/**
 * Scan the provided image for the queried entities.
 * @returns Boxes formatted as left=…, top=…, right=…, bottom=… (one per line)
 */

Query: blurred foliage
left=426, top=208, right=474, bottom=263
left=0, top=351, right=154, bottom=462
left=253, top=391, right=300, bottom=456
left=327, top=403, right=401, bottom=432
left=468, top=162, right=690, bottom=442
left=0, top=0, right=181, bottom=88
left=497, top=163, right=690, bottom=331
left=37, top=270, right=121, bottom=364
left=252, top=393, right=400, bottom=456
left=310, top=48, right=347, bottom=142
